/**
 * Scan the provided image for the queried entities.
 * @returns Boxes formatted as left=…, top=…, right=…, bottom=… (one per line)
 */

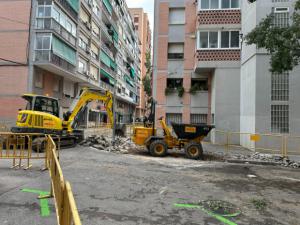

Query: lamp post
left=108, top=29, right=117, bottom=146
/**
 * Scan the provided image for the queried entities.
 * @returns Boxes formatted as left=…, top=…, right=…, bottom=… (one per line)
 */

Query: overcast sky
left=126, top=0, right=154, bottom=31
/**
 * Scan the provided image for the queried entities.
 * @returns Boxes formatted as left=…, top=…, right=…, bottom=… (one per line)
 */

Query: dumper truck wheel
left=149, top=140, right=167, bottom=157
left=185, top=142, right=203, bottom=160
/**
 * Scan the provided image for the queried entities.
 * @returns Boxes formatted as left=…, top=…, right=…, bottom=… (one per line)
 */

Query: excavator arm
left=63, top=88, right=113, bottom=132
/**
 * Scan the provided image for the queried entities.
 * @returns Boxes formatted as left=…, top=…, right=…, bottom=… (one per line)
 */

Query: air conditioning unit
left=88, top=0, right=92, bottom=7
left=86, top=47, right=90, bottom=54
left=85, top=71, right=90, bottom=76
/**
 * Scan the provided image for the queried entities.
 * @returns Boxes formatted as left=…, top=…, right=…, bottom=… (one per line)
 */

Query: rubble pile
left=231, top=152, right=300, bottom=168
left=79, top=135, right=140, bottom=154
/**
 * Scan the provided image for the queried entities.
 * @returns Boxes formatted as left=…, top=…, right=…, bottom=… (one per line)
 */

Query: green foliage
left=177, top=86, right=185, bottom=98
left=143, top=50, right=152, bottom=98
left=245, top=0, right=300, bottom=73
left=189, top=83, right=208, bottom=95
left=143, top=75, right=152, bottom=97
left=165, top=87, right=175, bottom=96
left=251, top=198, right=267, bottom=211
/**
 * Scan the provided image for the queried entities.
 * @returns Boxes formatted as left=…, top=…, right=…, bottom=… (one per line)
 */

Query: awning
left=100, top=50, right=111, bottom=67
left=103, top=0, right=113, bottom=14
left=67, top=0, right=79, bottom=12
left=125, top=75, right=134, bottom=87
left=129, top=67, right=135, bottom=78
left=52, top=36, right=76, bottom=65
left=101, top=68, right=115, bottom=85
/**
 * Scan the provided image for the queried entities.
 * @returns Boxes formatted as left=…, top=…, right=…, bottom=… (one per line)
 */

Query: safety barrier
left=44, top=135, right=82, bottom=225
left=209, top=130, right=300, bottom=157
left=0, top=132, right=58, bottom=169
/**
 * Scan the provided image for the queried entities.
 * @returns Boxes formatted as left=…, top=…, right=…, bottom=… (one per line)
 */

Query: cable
left=0, top=16, right=30, bottom=26
left=0, top=57, right=27, bottom=66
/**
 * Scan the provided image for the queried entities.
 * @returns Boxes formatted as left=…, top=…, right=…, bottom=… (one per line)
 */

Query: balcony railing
left=101, top=62, right=116, bottom=77
left=55, top=0, right=78, bottom=20
left=36, top=18, right=77, bottom=47
left=34, top=50, right=75, bottom=72
left=100, top=81, right=114, bottom=92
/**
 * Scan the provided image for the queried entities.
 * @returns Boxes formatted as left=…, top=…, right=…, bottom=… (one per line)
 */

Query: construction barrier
left=209, top=130, right=300, bottom=157
left=44, top=135, right=82, bottom=225
left=0, top=132, right=57, bottom=169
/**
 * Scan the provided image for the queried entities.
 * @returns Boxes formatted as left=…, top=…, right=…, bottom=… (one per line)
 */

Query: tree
left=245, top=0, right=300, bottom=73
left=143, top=51, right=152, bottom=97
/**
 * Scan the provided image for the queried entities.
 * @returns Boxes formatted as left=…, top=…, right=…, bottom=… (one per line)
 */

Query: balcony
left=36, top=18, right=76, bottom=47
left=55, top=0, right=78, bottom=21
left=34, top=50, right=84, bottom=82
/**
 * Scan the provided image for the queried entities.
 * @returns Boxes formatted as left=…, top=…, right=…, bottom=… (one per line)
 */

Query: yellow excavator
left=11, top=88, right=113, bottom=146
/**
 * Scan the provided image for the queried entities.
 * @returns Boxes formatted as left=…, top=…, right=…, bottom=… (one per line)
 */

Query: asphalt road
left=0, top=146, right=300, bottom=225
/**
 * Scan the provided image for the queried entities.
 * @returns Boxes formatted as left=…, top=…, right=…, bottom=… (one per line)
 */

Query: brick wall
left=198, top=10, right=241, bottom=25
left=196, top=50, right=241, bottom=61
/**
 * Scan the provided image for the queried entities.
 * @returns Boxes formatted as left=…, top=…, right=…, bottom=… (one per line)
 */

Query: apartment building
left=240, top=0, right=300, bottom=147
left=129, top=8, right=152, bottom=118
left=0, top=0, right=141, bottom=126
left=153, top=0, right=300, bottom=140
left=153, top=0, right=241, bottom=133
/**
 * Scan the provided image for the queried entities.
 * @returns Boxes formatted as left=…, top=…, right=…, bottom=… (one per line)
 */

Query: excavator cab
left=22, top=95, right=59, bottom=117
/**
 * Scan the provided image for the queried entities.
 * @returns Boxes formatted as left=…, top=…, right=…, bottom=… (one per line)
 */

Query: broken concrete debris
left=79, top=135, right=139, bottom=154
left=230, top=152, right=300, bottom=168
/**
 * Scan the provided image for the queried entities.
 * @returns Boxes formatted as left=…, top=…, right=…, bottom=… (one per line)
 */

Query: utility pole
left=108, top=29, right=117, bottom=146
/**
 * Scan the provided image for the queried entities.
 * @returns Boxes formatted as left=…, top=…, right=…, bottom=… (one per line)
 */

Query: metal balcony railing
left=36, top=18, right=77, bottom=47
left=34, top=50, right=75, bottom=72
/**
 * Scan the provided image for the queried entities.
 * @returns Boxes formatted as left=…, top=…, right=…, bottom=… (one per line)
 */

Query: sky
left=126, top=0, right=154, bottom=32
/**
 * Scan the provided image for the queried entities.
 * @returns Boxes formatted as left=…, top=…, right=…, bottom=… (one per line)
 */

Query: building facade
left=129, top=8, right=152, bottom=118
left=0, top=0, right=141, bottom=127
left=240, top=0, right=300, bottom=147
left=153, top=0, right=241, bottom=134
left=153, top=0, right=300, bottom=139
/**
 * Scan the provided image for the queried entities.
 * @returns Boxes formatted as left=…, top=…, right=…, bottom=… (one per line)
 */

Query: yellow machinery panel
left=132, top=127, right=156, bottom=146
left=16, top=110, right=63, bottom=131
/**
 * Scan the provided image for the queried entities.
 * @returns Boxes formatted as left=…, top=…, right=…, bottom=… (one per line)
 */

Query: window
left=271, top=105, right=289, bottom=133
left=191, top=79, right=208, bottom=91
left=198, top=31, right=240, bottom=49
left=35, top=34, right=51, bottom=50
left=168, top=43, right=184, bottom=59
left=221, top=31, right=240, bottom=48
left=199, top=0, right=239, bottom=10
left=271, top=72, right=289, bottom=101
left=191, top=114, right=208, bottom=124
left=34, top=97, right=59, bottom=117
left=52, top=8, right=60, bottom=22
left=167, top=79, right=183, bottom=89
left=169, top=8, right=185, bottom=24
left=134, top=16, right=139, bottom=23
left=273, top=7, right=289, bottom=28
left=79, top=34, right=89, bottom=51
left=166, top=113, right=182, bottom=126
left=91, top=43, right=99, bottom=59
left=199, top=31, right=218, bottom=48
left=78, top=58, right=87, bottom=74
left=90, top=65, right=98, bottom=80
left=92, top=21, right=100, bottom=36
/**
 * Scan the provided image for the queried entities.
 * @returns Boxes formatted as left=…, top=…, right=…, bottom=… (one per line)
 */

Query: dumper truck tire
left=149, top=140, right=167, bottom=157
left=185, top=142, right=203, bottom=160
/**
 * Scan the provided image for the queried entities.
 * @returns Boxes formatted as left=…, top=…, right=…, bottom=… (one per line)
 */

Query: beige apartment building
left=129, top=8, right=152, bottom=118
left=0, top=0, right=141, bottom=127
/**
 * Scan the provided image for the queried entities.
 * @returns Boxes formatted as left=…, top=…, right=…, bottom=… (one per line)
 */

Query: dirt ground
left=0, top=145, right=299, bottom=225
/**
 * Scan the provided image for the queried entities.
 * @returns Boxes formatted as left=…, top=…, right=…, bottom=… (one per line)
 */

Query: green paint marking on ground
left=22, top=189, right=51, bottom=217
left=174, top=203, right=238, bottom=225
